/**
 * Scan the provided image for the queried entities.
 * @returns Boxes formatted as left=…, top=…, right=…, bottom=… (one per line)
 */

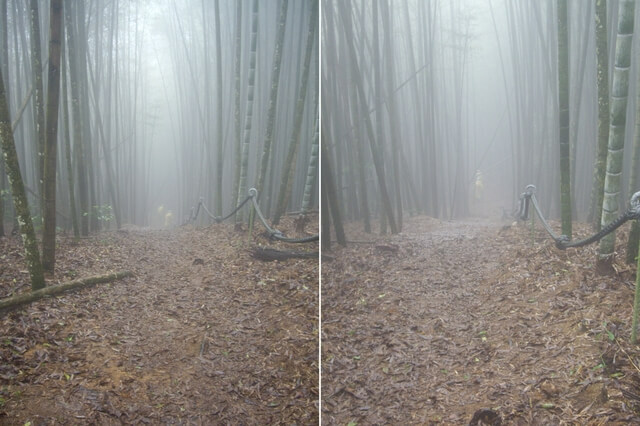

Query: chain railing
left=518, top=184, right=640, bottom=250
left=184, top=188, right=318, bottom=243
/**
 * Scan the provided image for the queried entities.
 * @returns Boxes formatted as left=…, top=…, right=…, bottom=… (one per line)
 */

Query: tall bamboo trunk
left=557, top=0, right=572, bottom=238
left=42, top=0, right=63, bottom=272
left=64, top=1, right=89, bottom=236
left=29, top=0, right=46, bottom=213
left=589, top=0, right=609, bottom=230
left=60, top=24, right=78, bottom=238
left=301, top=112, right=318, bottom=214
left=273, top=0, right=317, bottom=225
left=598, top=0, right=635, bottom=264
left=256, top=0, right=288, bottom=198
left=232, top=0, right=242, bottom=211
left=235, top=0, right=258, bottom=226
left=214, top=0, right=224, bottom=216
left=625, top=49, right=640, bottom=264
left=0, top=64, right=45, bottom=290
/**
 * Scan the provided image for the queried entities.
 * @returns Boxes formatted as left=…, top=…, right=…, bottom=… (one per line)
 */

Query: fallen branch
left=0, top=270, right=133, bottom=313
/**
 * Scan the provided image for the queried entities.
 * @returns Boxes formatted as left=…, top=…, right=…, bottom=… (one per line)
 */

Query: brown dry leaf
left=0, top=215, right=318, bottom=424
left=322, top=217, right=640, bottom=424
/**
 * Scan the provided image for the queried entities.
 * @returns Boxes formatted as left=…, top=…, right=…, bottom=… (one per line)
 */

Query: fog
left=0, top=0, right=318, bottom=233
left=322, top=0, right=640, bottom=233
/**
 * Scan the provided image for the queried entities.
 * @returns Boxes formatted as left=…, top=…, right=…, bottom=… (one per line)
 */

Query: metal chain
left=519, top=185, right=640, bottom=250
left=184, top=188, right=318, bottom=243
left=249, top=188, right=319, bottom=243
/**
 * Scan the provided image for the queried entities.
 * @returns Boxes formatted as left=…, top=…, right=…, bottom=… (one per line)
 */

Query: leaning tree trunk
left=598, top=0, right=635, bottom=264
left=557, top=0, right=572, bottom=238
left=589, top=0, right=609, bottom=230
left=273, top=0, right=317, bottom=225
left=0, top=65, right=45, bottom=290
left=42, top=0, right=63, bottom=272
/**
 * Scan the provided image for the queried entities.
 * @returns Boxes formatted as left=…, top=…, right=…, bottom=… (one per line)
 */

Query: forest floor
left=322, top=216, right=640, bottom=425
left=0, top=215, right=318, bottom=425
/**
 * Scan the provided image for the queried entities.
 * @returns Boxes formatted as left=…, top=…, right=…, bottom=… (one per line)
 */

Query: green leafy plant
left=83, top=204, right=114, bottom=223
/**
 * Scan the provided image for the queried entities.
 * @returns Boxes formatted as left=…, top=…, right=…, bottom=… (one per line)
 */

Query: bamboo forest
left=322, top=0, right=640, bottom=424
left=0, top=0, right=318, bottom=423
left=6, top=0, right=640, bottom=424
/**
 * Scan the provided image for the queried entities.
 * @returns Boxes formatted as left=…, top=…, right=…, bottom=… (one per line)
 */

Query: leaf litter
left=0, top=216, right=318, bottom=424
left=322, top=216, right=640, bottom=425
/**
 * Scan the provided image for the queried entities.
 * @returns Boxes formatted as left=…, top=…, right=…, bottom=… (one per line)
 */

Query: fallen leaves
left=0, top=215, right=318, bottom=424
left=322, top=216, right=640, bottom=424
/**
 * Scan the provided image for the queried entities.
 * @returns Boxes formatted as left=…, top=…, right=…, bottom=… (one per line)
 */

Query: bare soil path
left=1, top=219, right=318, bottom=425
left=322, top=216, right=640, bottom=425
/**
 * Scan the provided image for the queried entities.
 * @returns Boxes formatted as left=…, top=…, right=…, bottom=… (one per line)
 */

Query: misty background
left=0, top=0, right=318, bottom=233
left=322, top=0, right=640, bottom=232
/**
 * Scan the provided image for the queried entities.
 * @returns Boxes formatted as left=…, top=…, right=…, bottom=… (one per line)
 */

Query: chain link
left=519, top=185, right=639, bottom=250
left=184, top=188, right=318, bottom=244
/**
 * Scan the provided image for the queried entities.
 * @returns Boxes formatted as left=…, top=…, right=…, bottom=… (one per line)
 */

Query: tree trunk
left=557, top=0, right=572, bottom=238
left=381, top=0, right=403, bottom=231
left=626, top=51, right=640, bottom=264
left=339, top=0, right=397, bottom=234
left=214, top=0, right=224, bottom=216
left=353, top=85, right=371, bottom=233
left=0, top=0, right=8, bottom=237
left=273, top=0, right=317, bottom=225
left=256, top=0, right=288, bottom=202
left=29, top=0, right=46, bottom=211
left=598, top=0, right=635, bottom=264
left=64, top=2, right=89, bottom=236
left=60, top=19, right=78, bottom=237
left=42, top=0, right=63, bottom=272
left=235, top=0, right=258, bottom=226
left=321, top=130, right=346, bottom=247
left=0, top=65, right=45, bottom=290
left=589, top=0, right=609, bottom=230
left=301, top=113, right=318, bottom=214
left=232, top=0, right=243, bottom=212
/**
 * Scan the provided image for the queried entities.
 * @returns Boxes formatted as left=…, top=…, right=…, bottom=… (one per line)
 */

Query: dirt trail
left=1, top=220, right=318, bottom=425
left=322, top=216, right=640, bottom=425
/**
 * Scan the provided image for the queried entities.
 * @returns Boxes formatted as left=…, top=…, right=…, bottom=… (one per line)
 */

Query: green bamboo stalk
left=0, top=63, right=45, bottom=290
left=301, top=113, right=318, bottom=214
left=589, top=0, right=609, bottom=229
left=255, top=0, right=288, bottom=197
left=557, top=0, right=572, bottom=238
left=235, top=0, right=258, bottom=226
left=599, top=0, right=635, bottom=262
left=272, top=0, right=317, bottom=225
